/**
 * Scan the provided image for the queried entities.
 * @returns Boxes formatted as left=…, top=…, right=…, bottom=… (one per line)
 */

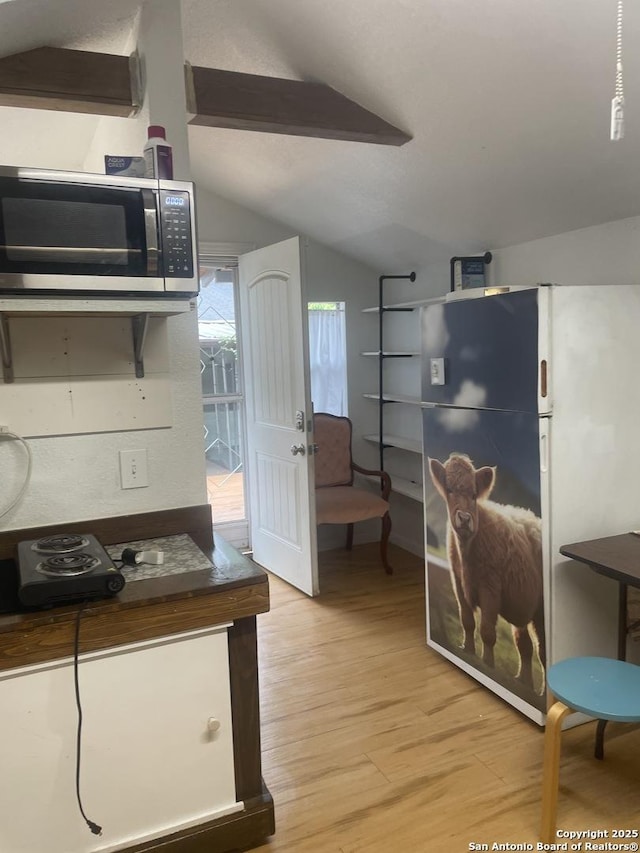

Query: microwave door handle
left=141, top=189, right=159, bottom=276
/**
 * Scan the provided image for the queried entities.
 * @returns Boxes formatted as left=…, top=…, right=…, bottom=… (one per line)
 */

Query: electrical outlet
left=119, top=449, right=148, bottom=489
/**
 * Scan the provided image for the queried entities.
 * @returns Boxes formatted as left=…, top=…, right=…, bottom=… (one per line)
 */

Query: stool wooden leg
left=594, top=718, right=608, bottom=760
left=541, top=701, right=572, bottom=844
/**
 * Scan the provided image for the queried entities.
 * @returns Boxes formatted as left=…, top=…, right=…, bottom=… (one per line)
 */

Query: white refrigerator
left=421, top=284, right=640, bottom=724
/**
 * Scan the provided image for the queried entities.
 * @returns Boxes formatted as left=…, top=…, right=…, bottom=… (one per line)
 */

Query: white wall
left=303, top=241, right=377, bottom=455
left=195, top=187, right=382, bottom=441
left=305, top=241, right=383, bottom=551
left=82, top=1, right=191, bottom=182
left=0, top=0, right=208, bottom=532
left=194, top=187, right=292, bottom=249
left=490, top=215, right=640, bottom=286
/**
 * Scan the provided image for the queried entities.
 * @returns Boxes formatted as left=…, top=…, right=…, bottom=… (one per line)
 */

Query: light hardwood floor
left=249, top=543, right=640, bottom=853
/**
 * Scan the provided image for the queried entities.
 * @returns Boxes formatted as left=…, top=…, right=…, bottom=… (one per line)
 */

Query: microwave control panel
left=159, top=190, right=194, bottom=278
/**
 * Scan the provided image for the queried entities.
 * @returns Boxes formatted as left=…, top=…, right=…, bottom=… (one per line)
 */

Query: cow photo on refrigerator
left=422, top=288, right=546, bottom=716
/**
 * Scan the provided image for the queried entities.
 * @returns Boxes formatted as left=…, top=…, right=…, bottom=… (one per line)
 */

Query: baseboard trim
left=121, top=788, right=274, bottom=853
left=389, top=532, right=424, bottom=558
left=317, top=532, right=425, bottom=558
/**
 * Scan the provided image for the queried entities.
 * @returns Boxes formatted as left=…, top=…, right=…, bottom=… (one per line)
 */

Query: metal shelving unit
left=362, top=272, right=426, bottom=503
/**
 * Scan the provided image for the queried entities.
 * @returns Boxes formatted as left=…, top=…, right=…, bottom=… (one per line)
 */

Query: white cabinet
left=362, top=297, right=425, bottom=504
left=0, top=625, right=239, bottom=853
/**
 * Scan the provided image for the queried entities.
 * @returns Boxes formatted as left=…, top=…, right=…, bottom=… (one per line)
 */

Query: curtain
left=308, top=308, right=347, bottom=416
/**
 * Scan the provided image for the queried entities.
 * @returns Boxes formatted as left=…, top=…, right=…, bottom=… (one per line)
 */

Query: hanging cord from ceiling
left=0, top=431, right=32, bottom=520
left=611, top=0, right=625, bottom=141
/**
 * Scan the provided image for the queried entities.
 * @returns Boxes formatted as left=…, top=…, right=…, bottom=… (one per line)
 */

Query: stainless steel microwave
left=0, top=166, right=198, bottom=297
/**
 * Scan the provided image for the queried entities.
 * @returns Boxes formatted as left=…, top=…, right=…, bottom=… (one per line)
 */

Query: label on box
left=454, top=258, right=486, bottom=290
left=104, top=156, right=147, bottom=177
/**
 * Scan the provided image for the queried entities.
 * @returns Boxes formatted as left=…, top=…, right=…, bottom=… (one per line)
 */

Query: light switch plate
left=120, top=449, right=148, bottom=489
left=430, top=357, right=446, bottom=385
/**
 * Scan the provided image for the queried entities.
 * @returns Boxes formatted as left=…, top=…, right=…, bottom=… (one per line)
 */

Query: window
left=308, top=301, right=347, bottom=416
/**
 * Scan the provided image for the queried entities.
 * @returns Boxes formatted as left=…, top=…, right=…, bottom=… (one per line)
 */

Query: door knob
left=309, top=443, right=320, bottom=454
left=290, top=443, right=306, bottom=456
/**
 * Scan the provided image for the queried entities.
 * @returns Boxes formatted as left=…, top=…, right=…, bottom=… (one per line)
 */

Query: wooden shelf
left=0, top=298, right=192, bottom=382
left=360, top=351, right=420, bottom=357
left=0, top=297, right=193, bottom=317
left=0, top=46, right=139, bottom=118
left=363, top=433, right=422, bottom=454
left=362, top=287, right=535, bottom=313
left=391, top=476, right=423, bottom=502
left=186, top=63, right=411, bottom=146
left=362, top=296, right=443, bottom=313
left=363, top=392, right=421, bottom=405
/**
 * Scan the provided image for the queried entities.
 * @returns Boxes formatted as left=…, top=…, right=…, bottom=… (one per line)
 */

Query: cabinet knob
left=207, top=717, right=221, bottom=733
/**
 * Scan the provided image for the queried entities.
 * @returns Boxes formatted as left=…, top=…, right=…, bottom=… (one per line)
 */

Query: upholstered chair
left=313, top=412, right=392, bottom=574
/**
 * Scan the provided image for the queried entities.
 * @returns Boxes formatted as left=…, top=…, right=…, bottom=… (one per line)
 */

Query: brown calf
left=429, top=453, right=545, bottom=692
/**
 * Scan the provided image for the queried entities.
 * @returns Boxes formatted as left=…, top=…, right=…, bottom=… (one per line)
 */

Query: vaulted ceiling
left=1, top=0, right=640, bottom=270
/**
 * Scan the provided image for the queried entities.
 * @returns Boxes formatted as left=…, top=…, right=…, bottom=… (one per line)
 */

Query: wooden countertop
left=0, top=507, right=269, bottom=672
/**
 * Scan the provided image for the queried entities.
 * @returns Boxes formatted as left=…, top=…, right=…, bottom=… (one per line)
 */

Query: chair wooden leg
left=380, top=512, right=392, bottom=575
left=540, top=700, right=572, bottom=844
left=346, top=523, right=354, bottom=551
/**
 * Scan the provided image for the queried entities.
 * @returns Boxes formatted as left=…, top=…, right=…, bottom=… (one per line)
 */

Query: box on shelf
left=453, top=257, right=486, bottom=290
left=104, top=156, right=147, bottom=177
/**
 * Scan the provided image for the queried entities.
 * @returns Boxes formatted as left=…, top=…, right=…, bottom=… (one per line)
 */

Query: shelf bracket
left=0, top=313, right=13, bottom=384
left=131, top=312, right=149, bottom=379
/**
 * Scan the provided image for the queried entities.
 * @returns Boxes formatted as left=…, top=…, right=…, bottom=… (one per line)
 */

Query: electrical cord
left=74, top=602, right=102, bottom=837
left=0, top=431, right=32, bottom=519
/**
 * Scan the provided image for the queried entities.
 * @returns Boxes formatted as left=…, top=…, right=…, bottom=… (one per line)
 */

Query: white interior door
left=239, top=237, right=319, bottom=596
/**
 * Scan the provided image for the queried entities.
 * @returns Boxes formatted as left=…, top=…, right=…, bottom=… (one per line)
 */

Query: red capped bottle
left=143, top=125, right=173, bottom=179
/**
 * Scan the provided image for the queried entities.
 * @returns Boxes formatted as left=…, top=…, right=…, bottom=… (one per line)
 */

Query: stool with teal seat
left=541, top=656, right=640, bottom=844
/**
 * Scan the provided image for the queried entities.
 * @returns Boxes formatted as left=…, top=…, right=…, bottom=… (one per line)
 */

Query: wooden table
left=560, top=533, right=640, bottom=659
left=560, top=532, right=640, bottom=757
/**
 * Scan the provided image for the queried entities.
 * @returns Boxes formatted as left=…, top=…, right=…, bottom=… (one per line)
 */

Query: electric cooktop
left=16, top=532, right=125, bottom=609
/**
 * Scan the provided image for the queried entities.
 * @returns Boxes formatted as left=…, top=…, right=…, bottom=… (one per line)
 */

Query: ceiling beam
left=185, top=64, right=411, bottom=146
left=0, top=47, right=138, bottom=117
left=0, top=46, right=411, bottom=146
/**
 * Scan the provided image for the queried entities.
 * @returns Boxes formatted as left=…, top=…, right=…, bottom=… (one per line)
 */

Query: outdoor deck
left=206, top=471, right=244, bottom=524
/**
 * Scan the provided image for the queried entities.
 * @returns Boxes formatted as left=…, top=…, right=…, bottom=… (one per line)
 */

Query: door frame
left=199, top=242, right=256, bottom=549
